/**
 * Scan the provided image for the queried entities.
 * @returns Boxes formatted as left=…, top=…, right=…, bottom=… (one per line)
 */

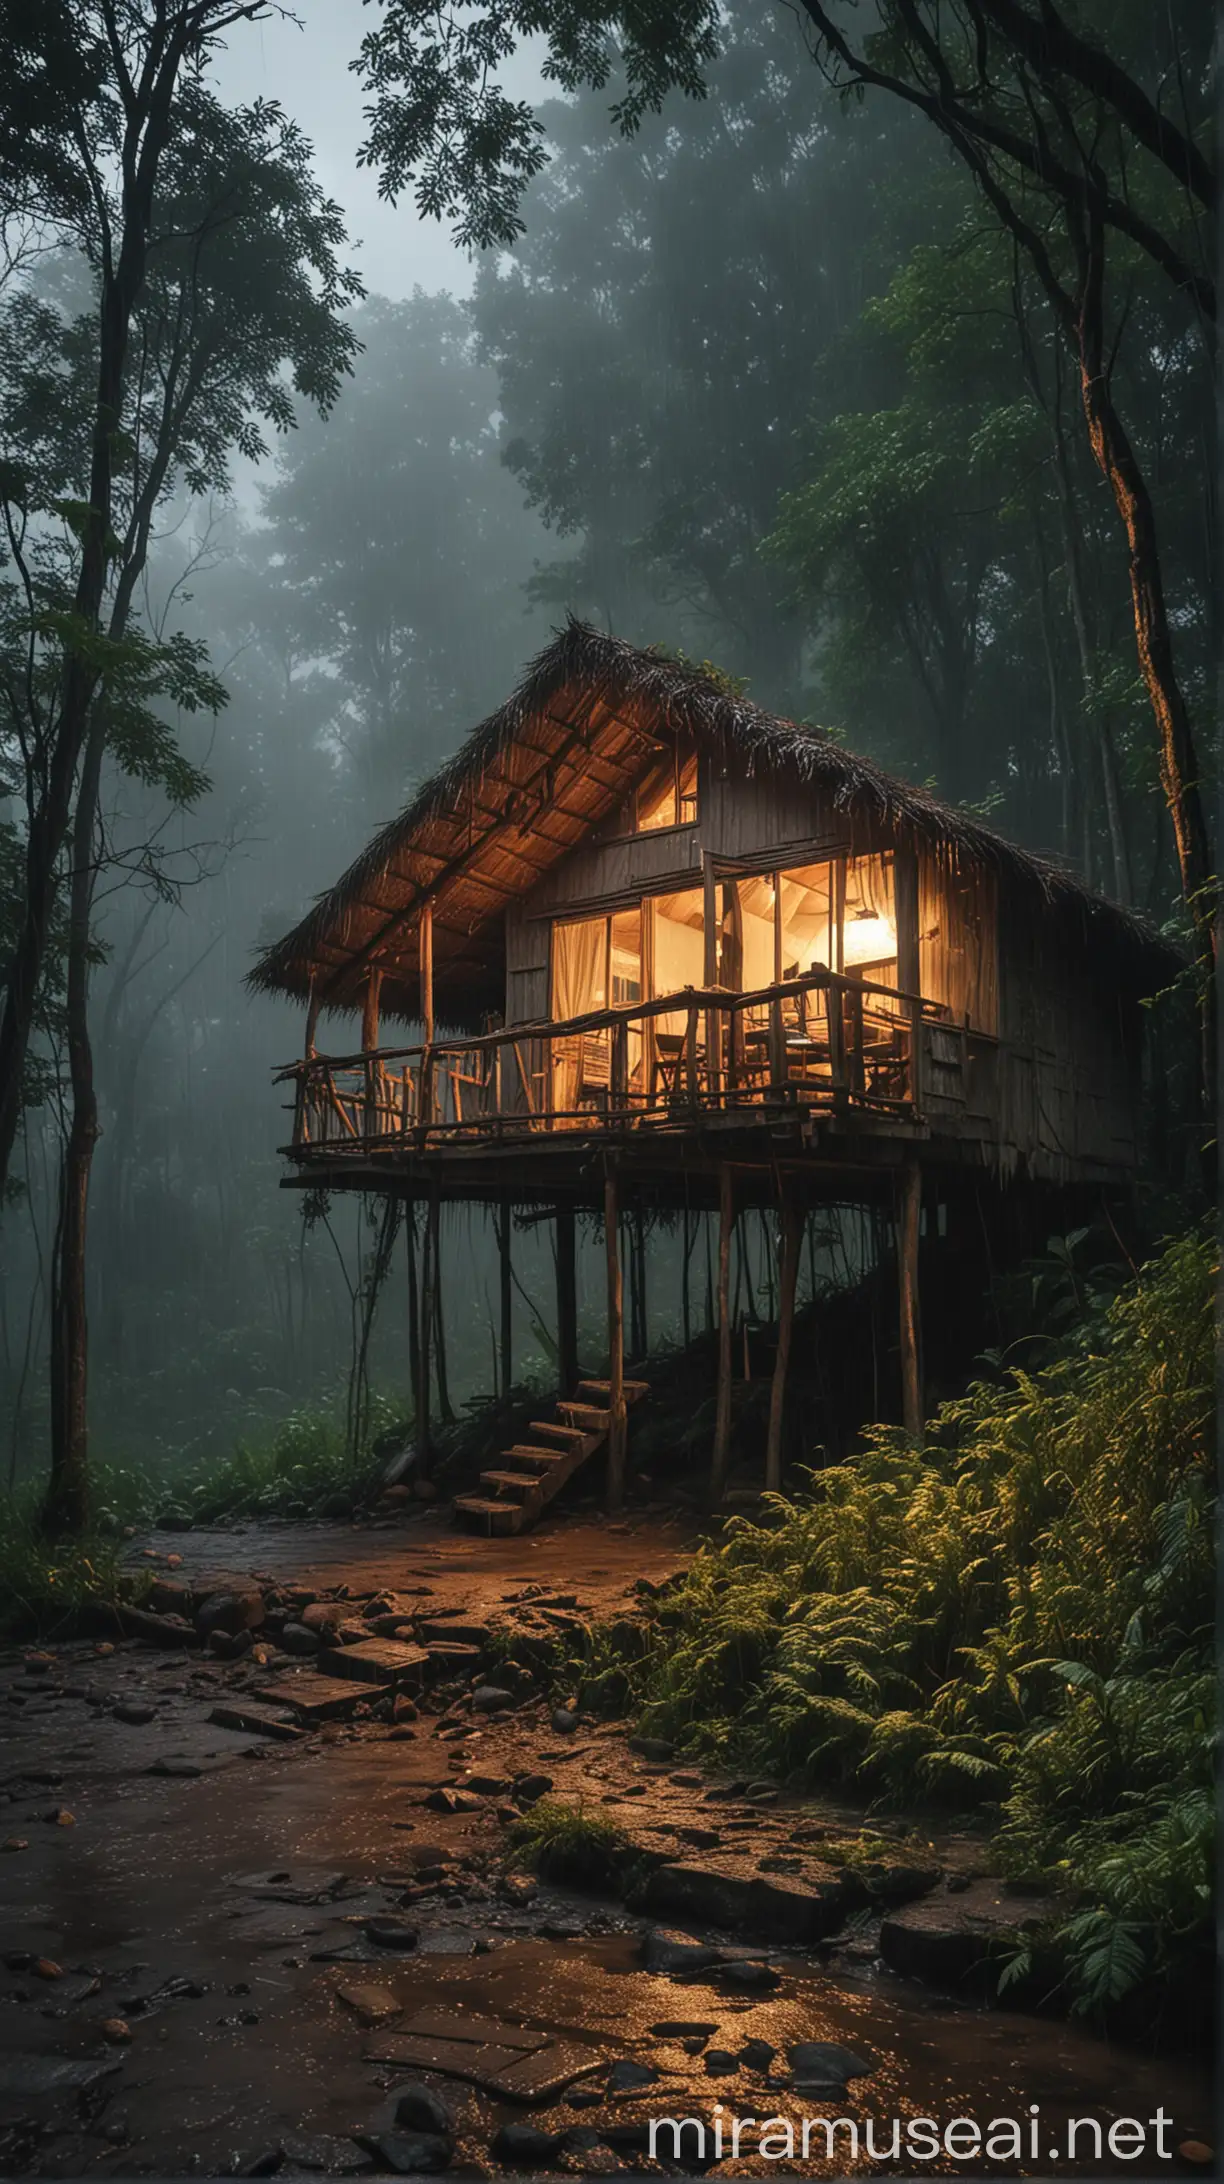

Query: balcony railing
left=278, top=968, right=943, bottom=1158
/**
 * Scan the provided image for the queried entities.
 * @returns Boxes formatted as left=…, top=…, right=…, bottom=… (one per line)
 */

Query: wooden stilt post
left=418, top=1180, right=435, bottom=1474
left=406, top=1201, right=421, bottom=1431
left=498, top=1193, right=513, bottom=1411
left=765, top=1192, right=801, bottom=1494
left=604, top=1171, right=626, bottom=1514
left=431, top=1194, right=453, bottom=1422
left=898, top=1159, right=923, bottom=1437
left=556, top=1206, right=578, bottom=1395
left=362, top=968, right=382, bottom=1140
left=305, top=985, right=320, bottom=1058
left=711, top=1163, right=734, bottom=1500
left=420, top=902, right=434, bottom=1127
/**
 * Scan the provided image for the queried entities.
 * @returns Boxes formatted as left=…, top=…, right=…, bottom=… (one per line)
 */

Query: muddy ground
left=0, top=1509, right=1212, bottom=2178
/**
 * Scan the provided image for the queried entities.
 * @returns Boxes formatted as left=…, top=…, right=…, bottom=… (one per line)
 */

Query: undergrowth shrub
left=582, top=1228, right=1214, bottom=2013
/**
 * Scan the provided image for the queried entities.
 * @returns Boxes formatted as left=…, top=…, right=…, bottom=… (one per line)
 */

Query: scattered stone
left=197, top=1589, right=265, bottom=1640
left=669, top=1771, right=704, bottom=1787
left=208, top=1702, right=302, bottom=1742
left=208, top=1628, right=254, bottom=1661
left=551, top=1708, right=578, bottom=1734
left=704, top=2049, right=740, bottom=2075
left=1, top=1837, right=28, bottom=1853
left=720, top=1960, right=780, bottom=1992
left=365, top=1919, right=419, bottom=1951
left=498, top=1872, right=538, bottom=1906
left=606, top=2059, right=658, bottom=2092
left=33, top=1958, right=63, bottom=1979
left=393, top=2084, right=455, bottom=2137
left=465, top=1774, right=511, bottom=1797
left=42, top=1807, right=75, bottom=1826
left=627, top=1735, right=674, bottom=1761
left=423, top=1786, right=482, bottom=1814
left=491, top=2123, right=563, bottom=2166
left=788, top=2041, right=873, bottom=2089
left=336, top=1983, right=402, bottom=2026
left=93, top=1641, right=115, bottom=1657
left=392, top=1695, right=419, bottom=1723
left=471, top=1685, right=515, bottom=1713
left=112, top=1701, right=156, bottom=1725
left=147, top=1756, right=206, bottom=1778
left=640, top=1929, right=724, bottom=1975
left=279, top=1622, right=320, bottom=1656
left=649, top=2020, right=719, bottom=2039
left=100, top=2018, right=132, bottom=2043
left=1178, top=2144, right=1214, bottom=2167
left=417, top=1621, right=491, bottom=1649
left=368, top=2134, right=451, bottom=2174
left=512, top=1772, right=552, bottom=1804
left=739, top=2039, right=777, bottom=2071
left=301, top=1601, right=346, bottom=1633
left=676, top=1826, right=722, bottom=1849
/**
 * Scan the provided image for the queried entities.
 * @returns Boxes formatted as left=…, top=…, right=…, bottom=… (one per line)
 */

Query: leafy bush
left=184, top=1399, right=396, bottom=1521
left=0, top=1492, right=123, bottom=1637
left=592, top=1228, right=1214, bottom=2012
left=509, top=1798, right=629, bottom=1887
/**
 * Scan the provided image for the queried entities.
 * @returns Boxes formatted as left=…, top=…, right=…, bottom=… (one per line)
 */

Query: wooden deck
left=277, top=968, right=964, bottom=1191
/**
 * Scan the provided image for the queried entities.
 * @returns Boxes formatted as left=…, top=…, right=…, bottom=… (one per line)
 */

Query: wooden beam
left=765, top=1193, right=801, bottom=1493
left=417, top=1180, right=435, bottom=1474
left=898, top=1158, right=923, bottom=1437
left=711, top=1163, right=734, bottom=1500
left=361, top=968, right=382, bottom=1051
left=604, top=1170, right=626, bottom=1514
left=556, top=1207, right=579, bottom=1394
left=420, top=901, right=434, bottom=1045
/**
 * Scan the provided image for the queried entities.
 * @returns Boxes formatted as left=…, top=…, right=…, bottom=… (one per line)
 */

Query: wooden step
left=577, top=1378, right=650, bottom=1401
left=556, top=1401, right=612, bottom=1429
left=528, top=1421, right=586, bottom=1444
left=504, top=1443, right=570, bottom=1469
left=480, top=1470, right=544, bottom=1499
left=453, top=1495, right=524, bottom=1536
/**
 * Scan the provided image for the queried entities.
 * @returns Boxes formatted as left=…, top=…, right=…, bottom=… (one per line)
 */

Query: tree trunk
left=430, top=1191, right=453, bottom=1422
left=43, top=713, right=106, bottom=1535
left=498, top=1194, right=513, bottom=1410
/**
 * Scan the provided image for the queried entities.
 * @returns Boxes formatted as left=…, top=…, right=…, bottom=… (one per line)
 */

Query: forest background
left=0, top=0, right=1212, bottom=1508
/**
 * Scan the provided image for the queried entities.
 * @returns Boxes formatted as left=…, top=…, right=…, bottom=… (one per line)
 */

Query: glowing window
left=635, top=751, right=698, bottom=832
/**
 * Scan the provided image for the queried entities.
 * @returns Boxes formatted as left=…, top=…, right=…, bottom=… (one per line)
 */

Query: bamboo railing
left=278, top=968, right=944, bottom=1157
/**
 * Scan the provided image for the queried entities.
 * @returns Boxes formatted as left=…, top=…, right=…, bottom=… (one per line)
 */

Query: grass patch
left=509, top=1798, right=630, bottom=1887
left=594, top=1227, right=1214, bottom=2015
left=0, top=1494, right=125, bottom=1640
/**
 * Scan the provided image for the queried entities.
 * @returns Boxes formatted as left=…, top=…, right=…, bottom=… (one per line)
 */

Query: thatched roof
left=249, top=619, right=1172, bottom=1030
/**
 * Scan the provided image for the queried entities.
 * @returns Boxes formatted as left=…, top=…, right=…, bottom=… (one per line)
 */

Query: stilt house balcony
left=280, top=966, right=942, bottom=1166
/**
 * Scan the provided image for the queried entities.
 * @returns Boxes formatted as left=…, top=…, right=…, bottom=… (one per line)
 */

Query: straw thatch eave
left=248, top=618, right=1177, bottom=1033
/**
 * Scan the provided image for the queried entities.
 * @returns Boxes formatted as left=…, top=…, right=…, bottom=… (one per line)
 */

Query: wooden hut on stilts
left=250, top=622, right=1171, bottom=1532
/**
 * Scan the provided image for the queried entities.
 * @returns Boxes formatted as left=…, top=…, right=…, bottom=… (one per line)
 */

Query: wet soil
left=0, top=1514, right=1212, bottom=2177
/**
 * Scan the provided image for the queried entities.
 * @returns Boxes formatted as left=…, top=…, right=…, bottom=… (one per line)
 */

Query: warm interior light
left=843, top=912, right=896, bottom=966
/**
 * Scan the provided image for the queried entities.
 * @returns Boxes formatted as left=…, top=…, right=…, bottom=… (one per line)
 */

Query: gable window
left=634, top=749, right=698, bottom=833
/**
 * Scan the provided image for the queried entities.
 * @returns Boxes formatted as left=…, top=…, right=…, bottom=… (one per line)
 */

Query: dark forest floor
left=0, top=1511, right=1211, bottom=2179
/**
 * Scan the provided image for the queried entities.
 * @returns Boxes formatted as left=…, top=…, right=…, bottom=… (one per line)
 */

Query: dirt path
left=0, top=1516, right=1211, bottom=2177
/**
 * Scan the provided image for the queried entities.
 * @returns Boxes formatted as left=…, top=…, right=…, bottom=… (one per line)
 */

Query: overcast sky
left=209, top=0, right=546, bottom=302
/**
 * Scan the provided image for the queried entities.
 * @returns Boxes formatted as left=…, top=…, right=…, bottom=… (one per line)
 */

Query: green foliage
left=182, top=1396, right=401, bottom=1523
left=509, top=1798, right=629, bottom=1886
left=598, top=1229, right=1213, bottom=2012
left=0, top=1489, right=122, bottom=1637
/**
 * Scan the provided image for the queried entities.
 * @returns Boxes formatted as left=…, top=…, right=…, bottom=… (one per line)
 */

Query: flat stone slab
left=417, top=1621, right=491, bottom=1648
left=255, top=1673, right=384, bottom=1722
left=208, top=1702, right=302, bottom=1742
left=879, top=1881, right=1055, bottom=1989
left=640, top=1857, right=855, bottom=1943
left=367, top=2009, right=603, bottom=2102
left=320, top=1640, right=430, bottom=1689
left=0, top=2055, right=122, bottom=2098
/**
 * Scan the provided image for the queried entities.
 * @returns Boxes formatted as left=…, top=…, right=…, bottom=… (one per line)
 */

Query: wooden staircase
left=453, top=1378, right=649, bottom=1536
